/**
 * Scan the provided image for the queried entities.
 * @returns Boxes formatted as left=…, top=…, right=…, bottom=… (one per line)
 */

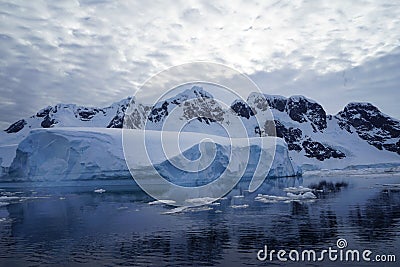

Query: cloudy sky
left=1, top=0, right=399, bottom=129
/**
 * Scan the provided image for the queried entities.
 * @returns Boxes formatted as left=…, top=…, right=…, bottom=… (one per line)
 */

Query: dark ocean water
left=0, top=173, right=399, bottom=267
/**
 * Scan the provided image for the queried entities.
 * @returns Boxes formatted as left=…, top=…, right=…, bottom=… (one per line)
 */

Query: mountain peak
left=288, top=95, right=317, bottom=104
left=344, top=102, right=379, bottom=111
left=336, top=101, right=399, bottom=154
left=176, top=85, right=213, bottom=100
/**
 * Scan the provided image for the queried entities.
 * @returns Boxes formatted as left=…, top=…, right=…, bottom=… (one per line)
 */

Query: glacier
left=2, top=128, right=301, bottom=184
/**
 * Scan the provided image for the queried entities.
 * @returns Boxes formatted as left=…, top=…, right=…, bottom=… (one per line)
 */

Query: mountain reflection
left=0, top=176, right=399, bottom=266
left=349, top=188, right=400, bottom=242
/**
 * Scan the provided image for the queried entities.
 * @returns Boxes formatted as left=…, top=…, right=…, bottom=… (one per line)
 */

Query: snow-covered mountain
left=2, top=86, right=400, bottom=171
left=243, top=93, right=399, bottom=170
left=4, top=97, right=132, bottom=133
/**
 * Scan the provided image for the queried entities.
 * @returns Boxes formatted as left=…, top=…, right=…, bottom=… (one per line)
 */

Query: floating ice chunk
left=255, top=194, right=288, bottom=201
left=255, top=191, right=317, bottom=203
left=287, top=192, right=317, bottom=199
left=148, top=199, right=176, bottom=205
left=20, top=196, right=48, bottom=200
left=0, top=202, right=9, bottom=207
left=231, top=204, right=249, bottom=209
left=185, top=197, right=217, bottom=206
left=186, top=206, right=213, bottom=212
left=283, top=186, right=313, bottom=193
left=94, top=189, right=106, bottom=193
left=255, top=198, right=278, bottom=204
left=162, top=206, right=187, bottom=214
left=0, top=196, right=20, bottom=201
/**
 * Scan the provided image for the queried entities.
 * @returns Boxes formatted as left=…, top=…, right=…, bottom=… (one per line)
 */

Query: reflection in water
left=349, top=188, right=400, bottom=242
left=0, top=175, right=399, bottom=266
left=309, top=180, right=348, bottom=199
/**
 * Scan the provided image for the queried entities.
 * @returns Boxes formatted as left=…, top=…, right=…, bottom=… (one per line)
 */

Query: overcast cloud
left=0, top=0, right=399, bottom=129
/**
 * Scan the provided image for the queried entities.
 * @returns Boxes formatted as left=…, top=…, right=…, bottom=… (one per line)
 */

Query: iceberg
left=7, top=128, right=128, bottom=181
left=3, top=128, right=301, bottom=184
